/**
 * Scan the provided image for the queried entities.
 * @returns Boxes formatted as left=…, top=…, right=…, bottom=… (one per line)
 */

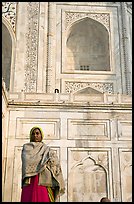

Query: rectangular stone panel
left=74, top=94, right=104, bottom=103
left=119, top=148, right=132, bottom=202
left=117, top=121, right=132, bottom=140
left=25, top=93, right=54, bottom=101
left=15, top=118, right=60, bottom=139
left=67, top=119, right=111, bottom=140
left=121, top=95, right=132, bottom=103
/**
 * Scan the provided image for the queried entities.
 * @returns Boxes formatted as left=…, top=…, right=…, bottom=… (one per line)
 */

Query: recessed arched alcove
left=68, top=155, right=108, bottom=202
left=66, top=17, right=110, bottom=72
left=2, top=23, right=12, bottom=91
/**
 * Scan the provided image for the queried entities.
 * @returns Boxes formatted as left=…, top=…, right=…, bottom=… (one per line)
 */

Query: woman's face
left=31, top=128, right=42, bottom=142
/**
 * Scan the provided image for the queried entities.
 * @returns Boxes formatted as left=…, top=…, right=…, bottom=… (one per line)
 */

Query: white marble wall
left=2, top=2, right=132, bottom=202
left=2, top=2, right=132, bottom=95
left=2, top=89, right=132, bottom=202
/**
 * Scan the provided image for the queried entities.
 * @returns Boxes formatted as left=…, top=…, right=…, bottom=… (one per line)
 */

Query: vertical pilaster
left=121, top=2, right=132, bottom=95
left=46, top=2, right=56, bottom=93
left=37, top=2, right=48, bottom=93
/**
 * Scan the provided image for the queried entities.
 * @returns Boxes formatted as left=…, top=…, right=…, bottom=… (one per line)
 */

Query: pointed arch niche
left=68, top=155, right=109, bottom=202
left=65, top=17, right=110, bottom=73
left=2, top=18, right=16, bottom=92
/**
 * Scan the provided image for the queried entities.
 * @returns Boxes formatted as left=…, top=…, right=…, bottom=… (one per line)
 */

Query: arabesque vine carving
left=65, top=82, right=113, bottom=94
left=65, top=12, right=110, bottom=31
left=2, top=2, right=17, bottom=33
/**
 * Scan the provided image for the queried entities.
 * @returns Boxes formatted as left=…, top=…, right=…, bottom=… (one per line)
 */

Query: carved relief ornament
left=65, top=11, right=110, bottom=31
left=65, top=82, right=113, bottom=94
left=2, top=2, right=17, bottom=33
left=24, top=2, right=40, bottom=92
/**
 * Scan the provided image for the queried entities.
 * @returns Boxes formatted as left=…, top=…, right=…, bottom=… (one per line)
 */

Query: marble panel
left=15, top=118, right=60, bottom=139
left=119, top=149, right=132, bottom=202
left=67, top=119, right=111, bottom=140
left=117, top=121, right=132, bottom=140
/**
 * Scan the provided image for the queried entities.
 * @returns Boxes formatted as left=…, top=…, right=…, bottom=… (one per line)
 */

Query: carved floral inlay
left=2, top=2, right=17, bottom=33
left=126, top=2, right=132, bottom=10
left=24, top=2, right=39, bottom=92
left=65, top=82, right=113, bottom=94
left=65, top=12, right=110, bottom=31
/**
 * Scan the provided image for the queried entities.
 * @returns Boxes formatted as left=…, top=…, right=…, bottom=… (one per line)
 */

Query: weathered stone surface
left=2, top=2, right=132, bottom=202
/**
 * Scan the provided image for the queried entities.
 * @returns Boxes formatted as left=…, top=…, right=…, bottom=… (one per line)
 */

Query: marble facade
left=2, top=2, right=132, bottom=202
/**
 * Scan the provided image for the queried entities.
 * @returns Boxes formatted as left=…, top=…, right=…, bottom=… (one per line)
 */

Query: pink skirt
left=21, top=174, right=51, bottom=202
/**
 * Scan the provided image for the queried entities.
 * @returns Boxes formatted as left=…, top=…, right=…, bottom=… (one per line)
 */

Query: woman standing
left=21, top=126, right=65, bottom=202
